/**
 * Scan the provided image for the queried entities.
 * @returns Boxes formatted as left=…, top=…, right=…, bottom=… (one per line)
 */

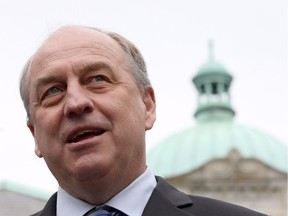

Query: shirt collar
left=57, top=186, right=94, bottom=216
left=106, top=168, right=156, bottom=215
left=57, top=169, right=156, bottom=216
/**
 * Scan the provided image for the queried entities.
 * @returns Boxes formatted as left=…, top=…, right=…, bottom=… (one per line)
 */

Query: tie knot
left=84, top=205, right=124, bottom=216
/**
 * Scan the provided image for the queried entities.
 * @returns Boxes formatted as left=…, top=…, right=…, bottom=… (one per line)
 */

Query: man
left=20, top=25, right=266, bottom=216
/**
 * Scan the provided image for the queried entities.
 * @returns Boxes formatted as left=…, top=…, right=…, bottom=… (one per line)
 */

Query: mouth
left=68, top=129, right=105, bottom=143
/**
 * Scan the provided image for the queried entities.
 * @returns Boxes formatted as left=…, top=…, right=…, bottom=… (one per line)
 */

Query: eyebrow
left=34, top=74, right=60, bottom=91
left=77, top=61, right=117, bottom=83
left=78, top=62, right=112, bottom=75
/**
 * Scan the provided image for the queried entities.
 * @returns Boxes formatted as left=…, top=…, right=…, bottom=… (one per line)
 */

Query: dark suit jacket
left=31, top=176, right=266, bottom=216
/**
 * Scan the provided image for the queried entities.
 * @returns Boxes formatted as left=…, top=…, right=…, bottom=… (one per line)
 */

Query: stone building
left=0, top=180, right=48, bottom=215
left=147, top=48, right=287, bottom=216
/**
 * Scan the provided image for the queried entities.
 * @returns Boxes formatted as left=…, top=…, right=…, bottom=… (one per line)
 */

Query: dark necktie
left=84, top=205, right=125, bottom=216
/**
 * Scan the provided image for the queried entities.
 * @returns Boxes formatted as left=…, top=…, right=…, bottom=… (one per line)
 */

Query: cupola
left=192, top=42, right=235, bottom=121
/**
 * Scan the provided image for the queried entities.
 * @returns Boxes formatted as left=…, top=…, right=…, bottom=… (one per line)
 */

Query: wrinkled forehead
left=30, top=26, right=125, bottom=71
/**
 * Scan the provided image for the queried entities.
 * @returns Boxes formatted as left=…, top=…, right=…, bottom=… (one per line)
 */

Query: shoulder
left=187, top=194, right=266, bottom=216
left=153, top=176, right=266, bottom=216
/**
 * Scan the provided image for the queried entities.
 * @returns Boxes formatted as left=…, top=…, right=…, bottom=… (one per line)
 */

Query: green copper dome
left=147, top=44, right=287, bottom=178
left=196, top=41, right=229, bottom=76
left=197, top=59, right=229, bottom=75
left=147, top=121, right=287, bottom=178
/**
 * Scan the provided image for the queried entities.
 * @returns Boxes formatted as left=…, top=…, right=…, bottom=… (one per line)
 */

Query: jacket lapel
left=33, top=192, right=57, bottom=216
left=142, top=176, right=194, bottom=216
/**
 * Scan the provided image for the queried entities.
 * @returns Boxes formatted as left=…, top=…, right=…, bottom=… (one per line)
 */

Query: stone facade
left=0, top=190, right=46, bottom=216
left=167, top=149, right=287, bottom=216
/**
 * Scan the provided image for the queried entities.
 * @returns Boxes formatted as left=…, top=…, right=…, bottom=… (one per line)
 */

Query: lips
left=67, top=128, right=105, bottom=144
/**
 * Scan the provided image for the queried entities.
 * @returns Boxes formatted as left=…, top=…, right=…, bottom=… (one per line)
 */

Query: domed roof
left=147, top=121, right=287, bottom=178
left=197, top=59, right=229, bottom=75
left=196, top=41, right=229, bottom=76
left=148, top=44, right=287, bottom=179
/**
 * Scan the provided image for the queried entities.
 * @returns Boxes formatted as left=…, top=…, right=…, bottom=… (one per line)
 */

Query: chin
left=69, top=156, right=113, bottom=182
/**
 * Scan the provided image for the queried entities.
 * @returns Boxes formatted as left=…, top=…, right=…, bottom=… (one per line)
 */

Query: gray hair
left=19, top=25, right=151, bottom=122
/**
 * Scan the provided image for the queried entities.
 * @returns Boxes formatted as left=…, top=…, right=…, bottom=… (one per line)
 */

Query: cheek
left=111, top=97, right=147, bottom=147
left=32, top=112, right=61, bottom=150
left=35, top=117, right=58, bottom=136
left=109, top=96, right=146, bottom=129
left=34, top=105, right=62, bottom=131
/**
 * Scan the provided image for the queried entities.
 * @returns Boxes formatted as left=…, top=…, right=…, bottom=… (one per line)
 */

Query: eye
left=41, top=86, right=63, bottom=101
left=85, top=74, right=112, bottom=91
left=87, top=75, right=111, bottom=86
left=92, top=75, right=107, bottom=82
left=48, top=86, right=61, bottom=94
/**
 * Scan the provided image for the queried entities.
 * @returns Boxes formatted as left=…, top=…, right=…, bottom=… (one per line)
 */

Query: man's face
left=27, top=27, right=156, bottom=189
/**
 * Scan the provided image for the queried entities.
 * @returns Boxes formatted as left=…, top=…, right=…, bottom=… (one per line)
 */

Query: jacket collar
left=142, top=176, right=194, bottom=216
left=35, top=192, right=57, bottom=216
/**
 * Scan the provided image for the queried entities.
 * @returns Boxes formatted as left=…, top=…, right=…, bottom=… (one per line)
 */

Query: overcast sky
left=0, top=0, right=287, bottom=193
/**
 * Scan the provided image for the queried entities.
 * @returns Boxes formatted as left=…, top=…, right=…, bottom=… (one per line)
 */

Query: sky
left=0, top=0, right=287, bottom=194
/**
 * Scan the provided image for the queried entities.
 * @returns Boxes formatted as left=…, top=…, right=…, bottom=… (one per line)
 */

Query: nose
left=64, top=86, right=94, bottom=118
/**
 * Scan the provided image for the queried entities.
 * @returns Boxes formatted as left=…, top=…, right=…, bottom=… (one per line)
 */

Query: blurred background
left=0, top=0, right=287, bottom=215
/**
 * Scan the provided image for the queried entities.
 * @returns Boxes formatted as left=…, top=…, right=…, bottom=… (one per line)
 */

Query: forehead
left=30, top=27, right=126, bottom=71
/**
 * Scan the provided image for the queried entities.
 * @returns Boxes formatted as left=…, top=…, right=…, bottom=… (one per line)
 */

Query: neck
left=59, top=165, right=146, bottom=205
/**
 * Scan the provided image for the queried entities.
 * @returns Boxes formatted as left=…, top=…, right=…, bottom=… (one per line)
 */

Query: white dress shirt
left=57, top=169, right=157, bottom=216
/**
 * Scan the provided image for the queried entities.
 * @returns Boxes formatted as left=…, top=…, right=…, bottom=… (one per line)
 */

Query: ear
left=143, top=86, right=156, bottom=131
left=27, top=121, right=43, bottom=158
